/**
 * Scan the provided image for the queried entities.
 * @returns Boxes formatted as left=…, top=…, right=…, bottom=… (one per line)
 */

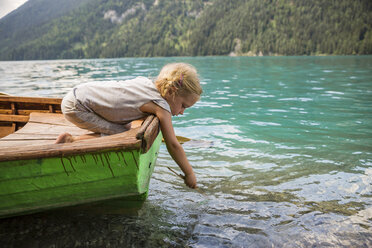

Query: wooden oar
left=162, top=135, right=190, bottom=144
left=163, top=135, right=213, bottom=147
left=175, top=135, right=191, bottom=144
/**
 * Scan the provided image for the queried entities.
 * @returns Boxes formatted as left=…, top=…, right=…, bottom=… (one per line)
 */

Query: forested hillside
left=0, top=0, right=91, bottom=54
left=0, top=0, right=371, bottom=60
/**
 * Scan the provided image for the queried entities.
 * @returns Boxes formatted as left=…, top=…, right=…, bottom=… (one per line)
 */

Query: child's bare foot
left=55, top=133, right=74, bottom=144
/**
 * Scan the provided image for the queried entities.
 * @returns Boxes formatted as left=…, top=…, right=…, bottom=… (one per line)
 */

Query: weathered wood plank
left=0, top=109, right=12, bottom=114
left=0, top=96, right=62, bottom=105
left=14, top=122, right=91, bottom=135
left=0, top=133, right=60, bottom=140
left=0, top=114, right=29, bottom=122
left=18, top=110, right=62, bottom=115
left=28, top=112, right=74, bottom=126
left=142, top=117, right=160, bottom=152
left=0, top=112, right=94, bottom=148
left=136, top=115, right=154, bottom=140
left=0, top=134, right=141, bottom=161
left=0, top=109, right=61, bottom=115
left=0, top=140, right=56, bottom=147
left=0, top=125, right=13, bottom=138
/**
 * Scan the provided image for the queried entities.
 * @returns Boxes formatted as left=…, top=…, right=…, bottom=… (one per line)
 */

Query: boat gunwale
left=0, top=133, right=142, bottom=162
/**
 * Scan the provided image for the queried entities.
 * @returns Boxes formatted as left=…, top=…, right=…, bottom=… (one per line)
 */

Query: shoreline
left=0, top=54, right=371, bottom=62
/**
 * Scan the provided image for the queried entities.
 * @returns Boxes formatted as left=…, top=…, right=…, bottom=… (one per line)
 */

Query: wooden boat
left=0, top=95, right=162, bottom=218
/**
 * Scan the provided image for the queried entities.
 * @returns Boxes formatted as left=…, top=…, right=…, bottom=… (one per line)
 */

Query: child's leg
left=55, top=111, right=130, bottom=144
left=64, top=110, right=131, bottom=135
left=56, top=91, right=131, bottom=143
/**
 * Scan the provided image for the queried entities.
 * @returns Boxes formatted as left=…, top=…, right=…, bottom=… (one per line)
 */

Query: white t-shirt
left=73, top=76, right=171, bottom=124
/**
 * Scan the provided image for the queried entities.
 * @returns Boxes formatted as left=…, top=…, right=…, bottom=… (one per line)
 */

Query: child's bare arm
left=140, top=102, right=197, bottom=188
left=158, top=111, right=197, bottom=188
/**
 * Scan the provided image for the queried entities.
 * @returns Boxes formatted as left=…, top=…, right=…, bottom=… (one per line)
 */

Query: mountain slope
left=0, top=0, right=371, bottom=60
left=0, top=0, right=91, bottom=55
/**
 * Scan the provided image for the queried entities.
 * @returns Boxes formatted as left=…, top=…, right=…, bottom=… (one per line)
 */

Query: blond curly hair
left=155, top=63, right=202, bottom=98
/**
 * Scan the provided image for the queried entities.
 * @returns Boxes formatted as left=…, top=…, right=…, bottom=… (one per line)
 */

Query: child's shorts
left=61, top=90, right=130, bottom=135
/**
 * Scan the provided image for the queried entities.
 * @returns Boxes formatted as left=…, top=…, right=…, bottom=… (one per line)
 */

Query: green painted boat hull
left=0, top=132, right=162, bottom=218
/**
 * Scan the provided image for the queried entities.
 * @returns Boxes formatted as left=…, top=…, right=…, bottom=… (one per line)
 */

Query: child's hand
left=184, top=173, right=197, bottom=188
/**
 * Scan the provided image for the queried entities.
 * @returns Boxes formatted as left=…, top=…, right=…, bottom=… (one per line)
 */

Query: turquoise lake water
left=0, top=56, right=371, bottom=247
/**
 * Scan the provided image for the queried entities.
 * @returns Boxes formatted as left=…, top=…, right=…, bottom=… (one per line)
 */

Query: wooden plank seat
left=0, top=112, right=148, bottom=162
left=0, top=112, right=93, bottom=147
